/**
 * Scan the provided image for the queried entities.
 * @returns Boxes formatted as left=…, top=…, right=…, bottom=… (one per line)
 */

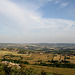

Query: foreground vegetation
left=0, top=63, right=61, bottom=75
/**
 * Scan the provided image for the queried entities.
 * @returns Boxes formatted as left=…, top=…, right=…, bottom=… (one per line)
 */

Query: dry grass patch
left=53, top=55, right=60, bottom=61
left=25, top=65, right=75, bottom=75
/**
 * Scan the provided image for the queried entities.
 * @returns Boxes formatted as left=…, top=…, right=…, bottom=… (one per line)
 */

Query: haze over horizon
left=0, top=0, right=75, bottom=43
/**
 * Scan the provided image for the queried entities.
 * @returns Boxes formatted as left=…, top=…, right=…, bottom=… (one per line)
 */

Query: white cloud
left=53, top=0, right=69, bottom=8
left=0, top=0, right=75, bottom=43
left=54, top=0, right=61, bottom=4
left=14, top=0, right=52, bottom=11
left=0, top=0, right=74, bottom=31
left=0, top=0, right=42, bottom=31
left=60, top=2, right=69, bottom=8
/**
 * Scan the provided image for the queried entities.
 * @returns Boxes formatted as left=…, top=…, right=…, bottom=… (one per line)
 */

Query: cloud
left=54, top=0, right=61, bottom=4
left=0, top=0, right=75, bottom=43
left=53, top=0, right=69, bottom=8
left=60, top=2, right=69, bottom=8
left=13, top=0, right=52, bottom=11
left=0, top=0, right=42, bottom=31
left=0, top=0, right=74, bottom=31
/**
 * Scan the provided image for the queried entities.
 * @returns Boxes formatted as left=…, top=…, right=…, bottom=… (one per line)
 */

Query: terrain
left=0, top=43, right=75, bottom=75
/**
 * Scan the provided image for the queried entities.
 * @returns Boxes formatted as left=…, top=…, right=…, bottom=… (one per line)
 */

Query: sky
left=0, top=0, right=75, bottom=43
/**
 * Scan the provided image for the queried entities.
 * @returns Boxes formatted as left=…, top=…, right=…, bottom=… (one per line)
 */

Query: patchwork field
left=0, top=50, right=75, bottom=75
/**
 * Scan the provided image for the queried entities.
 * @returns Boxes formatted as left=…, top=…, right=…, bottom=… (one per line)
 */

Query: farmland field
left=0, top=50, right=75, bottom=75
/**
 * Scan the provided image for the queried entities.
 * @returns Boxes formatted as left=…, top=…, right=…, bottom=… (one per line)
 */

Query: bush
left=41, top=70, right=47, bottom=75
left=38, top=60, right=42, bottom=62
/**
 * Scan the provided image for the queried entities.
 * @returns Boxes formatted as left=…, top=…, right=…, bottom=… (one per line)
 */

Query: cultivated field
left=0, top=50, right=75, bottom=75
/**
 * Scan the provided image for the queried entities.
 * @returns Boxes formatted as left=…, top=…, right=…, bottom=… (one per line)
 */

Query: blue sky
left=0, top=0, right=75, bottom=43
